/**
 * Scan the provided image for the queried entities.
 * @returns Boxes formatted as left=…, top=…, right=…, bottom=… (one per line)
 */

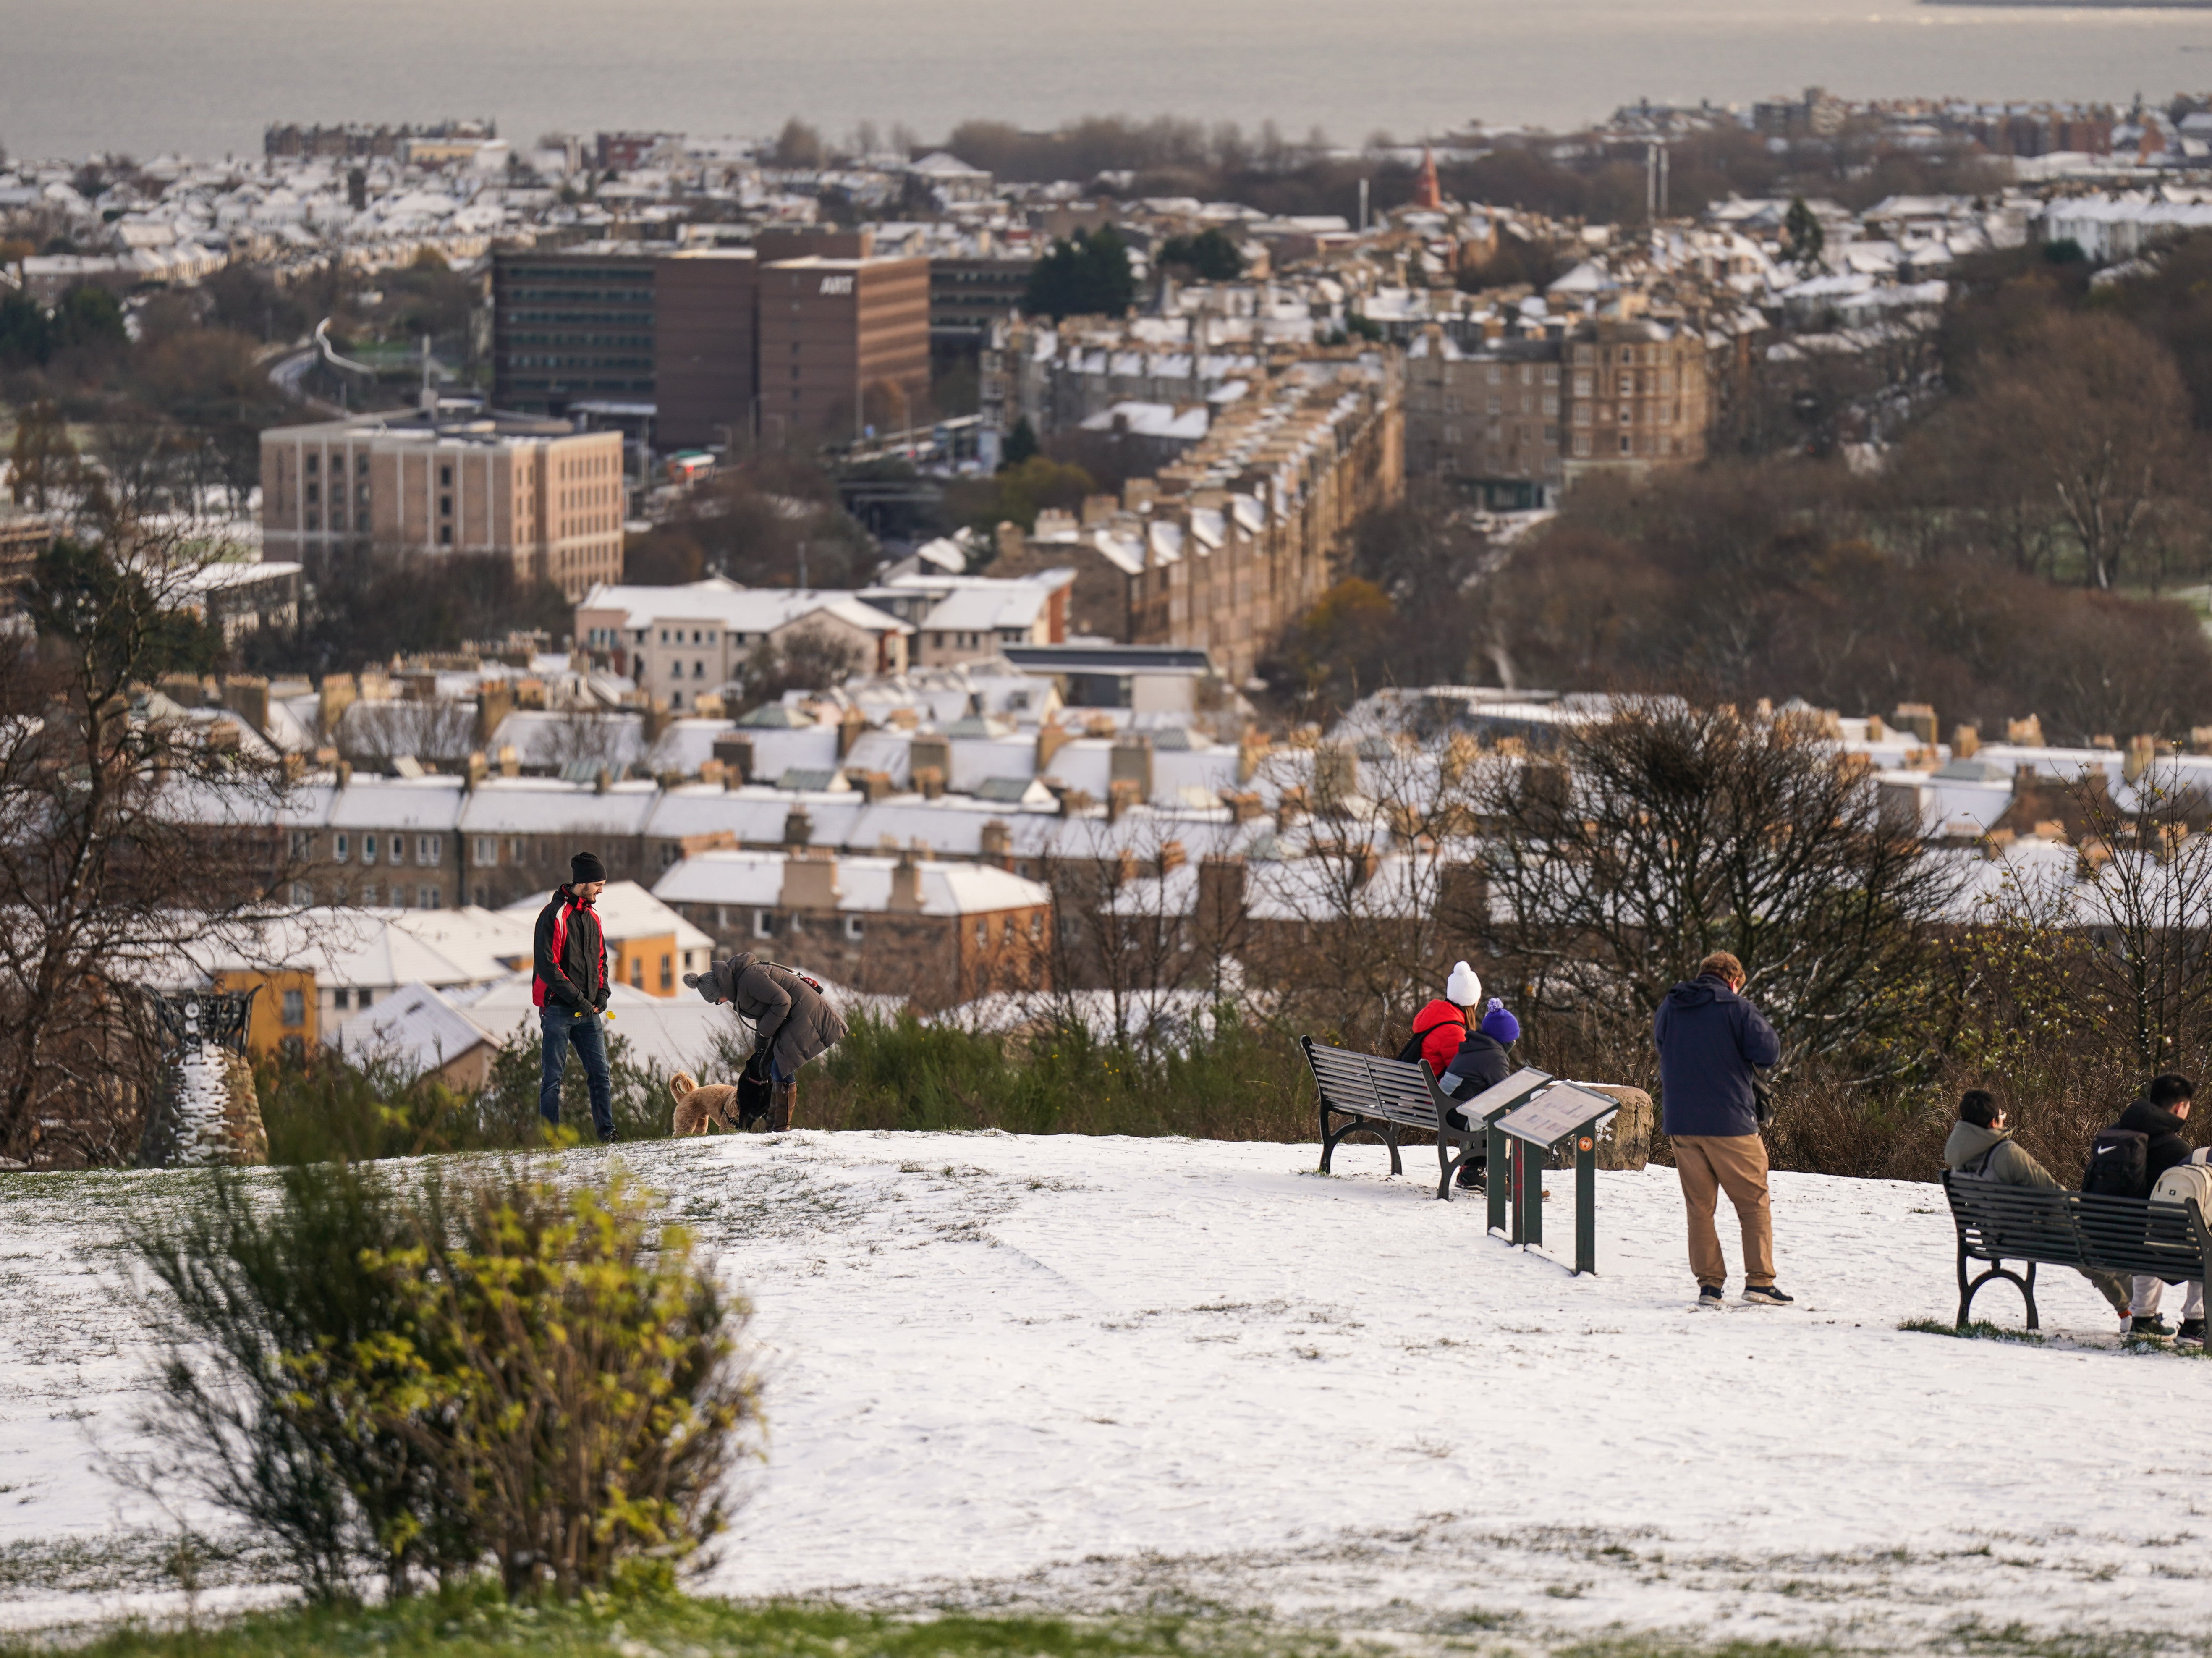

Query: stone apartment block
left=655, top=847, right=1052, bottom=1011
left=259, top=411, right=627, bottom=600
left=572, top=578, right=914, bottom=703
left=1561, top=314, right=1712, bottom=482
left=992, top=368, right=1403, bottom=684
left=1401, top=327, right=1564, bottom=509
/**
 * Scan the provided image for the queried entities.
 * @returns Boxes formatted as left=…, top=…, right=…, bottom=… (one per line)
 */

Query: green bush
left=128, top=1162, right=756, bottom=1602
left=127, top=1163, right=466, bottom=1600
left=799, top=1012, right=1313, bottom=1140
left=256, top=1026, right=671, bottom=1165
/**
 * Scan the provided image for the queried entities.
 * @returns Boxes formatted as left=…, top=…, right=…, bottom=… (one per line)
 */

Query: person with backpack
left=1944, top=1089, right=2132, bottom=1330
left=533, top=853, right=615, bottom=1143
left=1403, top=962, right=1483, bottom=1077
left=1437, top=999, right=1521, bottom=1190
left=2084, top=1075, right=2199, bottom=1339
left=1654, top=950, right=1789, bottom=1308
left=2084, top=1074, right=2194, bottom=1200
left=683, top=953, right=849, bottom=1131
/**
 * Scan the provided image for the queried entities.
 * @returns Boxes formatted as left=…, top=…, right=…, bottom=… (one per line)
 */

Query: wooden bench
left=1941, top=1171, right=2212, bottom=1329
left=1301, top=1036, right=1487, bottom=1201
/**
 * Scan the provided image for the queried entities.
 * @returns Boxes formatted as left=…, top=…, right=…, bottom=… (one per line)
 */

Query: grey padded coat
left=689, top=953, right=848, bottom=1078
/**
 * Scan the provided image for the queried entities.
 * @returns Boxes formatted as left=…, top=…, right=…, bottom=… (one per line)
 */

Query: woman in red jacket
left=1405, top=961, right=1482, bottom=1075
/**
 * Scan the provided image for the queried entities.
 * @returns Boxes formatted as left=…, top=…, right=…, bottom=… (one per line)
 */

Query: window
left=659, top=953, right=673, bottom=991
left=306, top=509, right=320, bottom=532
left=334, top=833, right=350, bottom=861
left=419, top=885, right=440, bottom=908
left=290, top=881, right=313, bottom=906
left=670, top=690, right=683, bottom=710
left=1573, top=404, right=1591, bottom=427
left=630, top=955, right=644, bottom=988
left=844, top=915, right=864, bottom=942
left=419, top=835, right=441, bottom=865
left=358, top=988, right=374, bottom=1008
left=439, top=464, right=453, bottom=487
left=357, top=454, right=370, bottom=476
left=975, top=918, right=989, bottom=946
left=290, top=830, right=316, bottom=859
left=363, top=833, right=378, bottom=864
left=694, top=661, right=705, bottom=678
left=1573, top=433, right=1592, bottom=457
left=474, top=836, right=495, bottom=863
left=305, top=453, right=320, bottom=476
left=1572, top=372, right=1592, bottom=396
left=510, top=837, right=526, bottom=862
left=333, top=987, right=350, bottom=1012
left=754, top=909, right=775, bottom=939
left=1029, top=912, right=1043, bottom=940
left=361, top=883, right=379, bottom=905
left=281, top=989, right=305, bottom=1027
left=305, top=481, right=320, bottom=506
left=439, top=494, right=453, bottom=518
left=1620, top=434, right=1633, bottom=454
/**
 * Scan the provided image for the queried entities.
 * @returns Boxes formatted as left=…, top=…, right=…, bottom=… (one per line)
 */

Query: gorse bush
left=255, top=1027, right=670, bottom=1164
left=800, top=1012, right=1313, bottom=1140
left=128, top=1161, right=756, bottom=1601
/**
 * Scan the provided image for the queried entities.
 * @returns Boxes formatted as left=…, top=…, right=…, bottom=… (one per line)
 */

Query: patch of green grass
left=1898, top=1318, right=2046, bottom=1345
left=7, top=1586, right=1344, bottom=1658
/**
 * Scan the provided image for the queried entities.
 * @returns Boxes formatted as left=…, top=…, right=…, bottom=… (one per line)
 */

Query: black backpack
left=2083, top=1128, right=2150, bottom=1198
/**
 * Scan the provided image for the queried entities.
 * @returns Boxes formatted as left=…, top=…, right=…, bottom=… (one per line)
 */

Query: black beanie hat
left=570, top=851, right=607, bottom=885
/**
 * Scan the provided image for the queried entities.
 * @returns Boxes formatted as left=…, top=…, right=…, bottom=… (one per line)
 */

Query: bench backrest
left=1301, top=1037, right=1445, bottom=1131
left=1942, top=1172, right=2212, bottom=1281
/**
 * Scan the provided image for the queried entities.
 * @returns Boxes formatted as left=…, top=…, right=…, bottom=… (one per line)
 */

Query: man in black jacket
left=533, top=853, right=615, bottom=1142
left=2095, top=1074, right=2195, bottom=1336
left=1654, top=951, right=1788, bottom=1308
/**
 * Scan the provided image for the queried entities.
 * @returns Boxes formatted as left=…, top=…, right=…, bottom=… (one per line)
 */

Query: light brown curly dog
left=669, top=1070, right=742, bottom=1135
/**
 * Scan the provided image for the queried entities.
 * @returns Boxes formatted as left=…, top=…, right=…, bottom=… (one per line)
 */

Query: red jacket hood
left=1411, top=998, right=1466, bottom=1035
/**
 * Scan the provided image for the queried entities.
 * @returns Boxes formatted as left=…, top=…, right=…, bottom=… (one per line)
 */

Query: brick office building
left=756, top=254, right=931, bottom=443
left=491, top=244, right=659, bottom=415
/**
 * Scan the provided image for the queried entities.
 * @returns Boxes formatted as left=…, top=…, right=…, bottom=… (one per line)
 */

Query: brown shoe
left=767, top=1078, right=796, bottom=1132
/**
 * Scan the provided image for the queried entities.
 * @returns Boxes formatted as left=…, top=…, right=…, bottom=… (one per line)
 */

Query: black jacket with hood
left=532, top=885, right=608, bottom=1013
left=2107, top=1097, right=2193, bottom=1191
left=1652, top=972, right=1780, bottom=1138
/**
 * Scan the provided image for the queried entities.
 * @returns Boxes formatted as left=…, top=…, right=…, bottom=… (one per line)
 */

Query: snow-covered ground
left=2, top=1134, right=2210, bottom=1652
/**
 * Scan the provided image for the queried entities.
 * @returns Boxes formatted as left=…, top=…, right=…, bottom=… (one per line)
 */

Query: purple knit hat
left=1479, top=998, right=1520, bottom=1045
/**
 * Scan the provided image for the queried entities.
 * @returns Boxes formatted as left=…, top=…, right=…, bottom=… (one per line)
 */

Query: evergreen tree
left=1023, top=228, right=1136, bottom=321
left=1782, top=196, right=1825, bottom=275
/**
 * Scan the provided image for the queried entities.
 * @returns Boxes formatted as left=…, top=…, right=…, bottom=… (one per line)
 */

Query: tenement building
left=991, top=362, right=1403, bottom=685
left=1562, top=312, right=1712, bottom=482
left=1402, top=325, right=1564, bottom=509
left=259, top=411, right=626, bottom=599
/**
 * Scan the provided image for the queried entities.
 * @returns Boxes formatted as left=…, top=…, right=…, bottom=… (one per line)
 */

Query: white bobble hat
left=1445, top=961, right=1481, bottom=1007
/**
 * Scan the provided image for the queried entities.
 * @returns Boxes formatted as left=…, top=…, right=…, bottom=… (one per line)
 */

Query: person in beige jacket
left=1943, top=1089, right=2133, bottom=1332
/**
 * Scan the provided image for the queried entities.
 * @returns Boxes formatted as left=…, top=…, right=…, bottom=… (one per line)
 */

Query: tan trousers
left=1673, top=1134, right=1775, bottom=1289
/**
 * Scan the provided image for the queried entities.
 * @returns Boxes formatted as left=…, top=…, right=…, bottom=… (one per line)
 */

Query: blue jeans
left=539, top=1006, right=613, bottom=1139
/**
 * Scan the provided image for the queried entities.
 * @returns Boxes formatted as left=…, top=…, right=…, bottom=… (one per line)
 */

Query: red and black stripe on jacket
left=532, top=886, right=607, bottom=1011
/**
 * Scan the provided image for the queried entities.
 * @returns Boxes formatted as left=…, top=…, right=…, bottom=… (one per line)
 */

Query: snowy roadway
left=1, top=1132, right=2209, bottom=1651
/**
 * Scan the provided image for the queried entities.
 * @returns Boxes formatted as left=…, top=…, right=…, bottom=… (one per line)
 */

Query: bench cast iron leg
left=2024, top=1261, right=2039, bottom=1331
left=1955, top=1242, right=1971, bottom=1329
left=1384, top=1124, right=1403, bottom=1177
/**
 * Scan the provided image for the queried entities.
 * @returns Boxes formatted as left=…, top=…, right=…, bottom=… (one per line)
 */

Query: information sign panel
left=1458, top=1066, right=1553, bottom=1124
left=1497, top=1084, right=1620, bottom=1147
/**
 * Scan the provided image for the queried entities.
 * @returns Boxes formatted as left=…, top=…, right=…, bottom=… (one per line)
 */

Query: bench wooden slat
left=1303, top=1035, right=1483, bottom=1199
left=1943, top=1172, right=2212, bottom=1330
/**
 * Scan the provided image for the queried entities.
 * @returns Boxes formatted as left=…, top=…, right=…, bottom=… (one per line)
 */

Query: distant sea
left=2, top=0, right=2210, bottom=162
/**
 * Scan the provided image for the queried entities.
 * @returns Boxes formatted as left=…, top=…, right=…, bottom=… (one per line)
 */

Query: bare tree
left=0, top=526, right=309, bottom=1163
left=1971, top=312, right=2199, bottom=591
left=1471, top=699, right=1956, bottom=1078
left=335, top=698, right=479, bottom=771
